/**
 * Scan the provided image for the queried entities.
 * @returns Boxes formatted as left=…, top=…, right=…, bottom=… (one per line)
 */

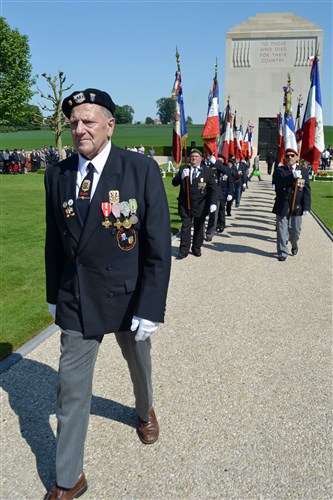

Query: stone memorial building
left=224, top=13, right=324, bottom=158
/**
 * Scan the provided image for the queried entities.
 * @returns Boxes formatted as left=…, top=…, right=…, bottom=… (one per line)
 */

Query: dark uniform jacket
left=272, top=164, right=311, bottom=217
left=232, top=161, right=247, bottom=185
left=45, top=145, right=171, bottom=338
left=214, top=161, right=235, bottom=200
left=172, top=164, right=217, bottom=217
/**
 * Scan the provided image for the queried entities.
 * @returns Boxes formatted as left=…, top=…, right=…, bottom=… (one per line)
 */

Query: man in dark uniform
left=205, top=155, right=234, bottom=240
left=44, top=88, right=171, bottom=499
left=266, top=150, right=275, bottom=175
left=232, top=156, right=247, bottom=208
left=272, top=148, right=311, bottom=261
left=172, top=148, right=217, bottom=258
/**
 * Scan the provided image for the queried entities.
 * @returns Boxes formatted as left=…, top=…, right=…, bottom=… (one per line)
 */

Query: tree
left=0, top=17, right=35, bottom=126
left=114, top=105, right=134, bottom=124
left=37, top=71, right=73, bottom=152
left=186, top=116, right=193, bottom=125
left=145, top=117, right=154, bottom=125
left=156, top=98, right=176, bottom=124
left=18, top=104, right=44, bottom=128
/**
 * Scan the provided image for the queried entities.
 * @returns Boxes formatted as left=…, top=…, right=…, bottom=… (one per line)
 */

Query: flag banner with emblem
left=172, top=59, right=188, bottom=166
left=282, top=76, right=297, bottom=154
left=202, top=70, right=219, bottom=157
left=300, top=56, right=324, bottom=173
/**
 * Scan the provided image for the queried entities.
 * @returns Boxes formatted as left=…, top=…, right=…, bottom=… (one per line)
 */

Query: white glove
left=293, top=170, right=302, bottom=179
left=48, top=303, right=56, bottom=319
left=130, top=315, right=159, bottom=341
left=303, top=211, right=309, bottom=216
left=181, top=168, right=190, bottom=179
left=210, top=204, right=217, bottom=213
left=209, top=155, right=216, bottom=164
left=242, top=183, right=246, bottom=189
left=227, top=195, right=233, bottom=201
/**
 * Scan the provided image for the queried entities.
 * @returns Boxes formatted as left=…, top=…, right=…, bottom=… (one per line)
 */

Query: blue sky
left=1, top=0, right=332, bottom=125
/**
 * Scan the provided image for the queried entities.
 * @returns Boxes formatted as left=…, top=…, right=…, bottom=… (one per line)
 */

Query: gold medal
left=109, top=190, right=120, bottom=204
left=123, top=218, right=132, bottom=229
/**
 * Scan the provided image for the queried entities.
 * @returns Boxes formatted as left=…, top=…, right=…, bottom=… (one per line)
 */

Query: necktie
left=191, top=167, right=197, bottom=184
left=77, top=162, right=94, bottom=223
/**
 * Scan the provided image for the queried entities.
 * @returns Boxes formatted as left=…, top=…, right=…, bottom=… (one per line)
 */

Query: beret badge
left=73, top=92, right=86, bottom=104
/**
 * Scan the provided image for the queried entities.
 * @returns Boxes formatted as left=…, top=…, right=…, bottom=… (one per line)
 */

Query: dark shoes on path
left=45, top=472, right=88, bottom=500
left=137, top=407, right=159, bottom=444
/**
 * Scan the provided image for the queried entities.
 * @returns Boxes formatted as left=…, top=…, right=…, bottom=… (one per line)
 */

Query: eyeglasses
left=286, top=154, right=296, bottom=158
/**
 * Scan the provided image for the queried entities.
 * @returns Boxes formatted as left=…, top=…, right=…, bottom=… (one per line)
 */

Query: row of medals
left=101, top=190, right=138, bottom=235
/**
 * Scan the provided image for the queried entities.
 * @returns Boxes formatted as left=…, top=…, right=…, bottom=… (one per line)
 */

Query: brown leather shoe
left=137, top=407, right=159, bottom=444
left=45, top=472, right=87, bottom=499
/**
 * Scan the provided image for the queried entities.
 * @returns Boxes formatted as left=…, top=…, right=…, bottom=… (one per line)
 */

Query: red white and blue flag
left=295, top=99, right=303, bottom=152
left=300, top=56, right=324, bottom=173
left=277, top=112, right=284, bottom=163
left=172, top=68, right=188, bottom=166
left=202, top=74, right=220, bottom=157
left=218, top=101, right=231, bottom=160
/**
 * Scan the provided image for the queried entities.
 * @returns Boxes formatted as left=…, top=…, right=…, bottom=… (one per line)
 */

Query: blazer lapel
left=58, top=156, right=82, bottom=243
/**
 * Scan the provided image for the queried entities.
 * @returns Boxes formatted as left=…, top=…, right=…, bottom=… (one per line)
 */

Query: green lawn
left=1, top=125, right=332, bottom=152
left=0, top=172, right=331, bottom=360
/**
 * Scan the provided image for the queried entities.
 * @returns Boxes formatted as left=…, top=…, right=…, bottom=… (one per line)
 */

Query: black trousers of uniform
left=178, top=203, right=206, bottom=255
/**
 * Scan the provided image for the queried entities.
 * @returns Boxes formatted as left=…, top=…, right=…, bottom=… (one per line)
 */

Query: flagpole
left=175, top=48, right=190, bottom=211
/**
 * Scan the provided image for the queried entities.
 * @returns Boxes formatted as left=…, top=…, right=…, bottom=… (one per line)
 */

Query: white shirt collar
left=77, top=141, right=111, bottom=176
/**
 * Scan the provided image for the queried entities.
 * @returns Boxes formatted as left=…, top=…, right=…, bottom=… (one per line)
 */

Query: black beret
left=62, top=88, right=116, bottom=118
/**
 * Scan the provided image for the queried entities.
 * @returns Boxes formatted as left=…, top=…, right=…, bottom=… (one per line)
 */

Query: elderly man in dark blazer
left=172, top=148, right=217, bottom=258
left=272, top=148, right=311, bottom=261
left=44, top=88, right=171, bottom=499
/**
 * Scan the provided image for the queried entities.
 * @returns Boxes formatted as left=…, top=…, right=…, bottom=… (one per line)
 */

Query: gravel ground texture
left=1, top=171, right=332, bottom=500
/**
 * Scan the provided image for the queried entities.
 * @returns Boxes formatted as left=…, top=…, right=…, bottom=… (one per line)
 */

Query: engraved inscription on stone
left=232, top=38, right=317, bottom=69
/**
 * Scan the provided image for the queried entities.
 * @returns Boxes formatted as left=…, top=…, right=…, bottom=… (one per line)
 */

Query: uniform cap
left=190, top=148, right=203, bottom=156
left=62, top=88, right=116, bottom=118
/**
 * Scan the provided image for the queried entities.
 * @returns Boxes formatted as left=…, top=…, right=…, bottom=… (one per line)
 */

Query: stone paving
left=0, top=172, right=332, bottom=499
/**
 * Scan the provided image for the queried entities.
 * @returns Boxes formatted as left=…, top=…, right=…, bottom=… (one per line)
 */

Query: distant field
left=0, top=124, right=205, bottom=151
left=1, top=125, right=332, bottom=151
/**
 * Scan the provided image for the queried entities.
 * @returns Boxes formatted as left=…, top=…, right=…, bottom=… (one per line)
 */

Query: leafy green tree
left=156, top=98, right=176, bottom=124
left=114, top=105, right=134, bottom=124
left=145, top=117, right=154, bottom=125
left=18, top=104, right=44, bottom=128
left=0, top=17, right=35, bottom=125
left=37, top=71, right=73, bottom=151
left=186, top=116, right=193, bottom=125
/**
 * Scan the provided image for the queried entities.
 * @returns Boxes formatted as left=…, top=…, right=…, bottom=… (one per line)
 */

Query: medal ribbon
left=101, top=202, right=111, bottom=218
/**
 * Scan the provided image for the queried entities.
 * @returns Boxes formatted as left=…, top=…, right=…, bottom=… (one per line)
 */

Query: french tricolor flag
left=300, top=56, right=325, bottom=173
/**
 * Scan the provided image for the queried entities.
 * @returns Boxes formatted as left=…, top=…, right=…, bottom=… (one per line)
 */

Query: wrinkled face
left=190, top=153, right=202, bottom=167
left=285, top=151, right=298, bottom=167
left=70, top=103, right=115, bottom=160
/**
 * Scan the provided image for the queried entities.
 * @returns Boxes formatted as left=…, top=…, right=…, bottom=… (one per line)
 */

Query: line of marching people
left=172, top=148, right=249, bottom=259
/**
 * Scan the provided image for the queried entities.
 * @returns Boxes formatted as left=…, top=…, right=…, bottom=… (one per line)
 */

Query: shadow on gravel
left=0, top=358, right=137, bottom=490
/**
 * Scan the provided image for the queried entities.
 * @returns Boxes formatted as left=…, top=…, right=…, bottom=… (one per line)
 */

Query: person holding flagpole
left=272, top=148, right=311, bottom=261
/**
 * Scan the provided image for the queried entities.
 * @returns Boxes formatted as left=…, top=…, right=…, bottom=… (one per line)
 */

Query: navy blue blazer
left=45, top=145, right=171, bottom=338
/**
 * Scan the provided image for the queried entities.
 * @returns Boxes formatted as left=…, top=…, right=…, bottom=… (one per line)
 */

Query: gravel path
left=1, top=172, right=332, bottom=499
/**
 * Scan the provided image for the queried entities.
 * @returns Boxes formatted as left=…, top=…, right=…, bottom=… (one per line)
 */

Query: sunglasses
left=286, top=154, right=296, bottom=158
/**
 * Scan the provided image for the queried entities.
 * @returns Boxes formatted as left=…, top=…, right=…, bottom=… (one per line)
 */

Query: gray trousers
left=276, top=214, right=302, bottom=257
left=55, top=329, right=152, bottom=488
